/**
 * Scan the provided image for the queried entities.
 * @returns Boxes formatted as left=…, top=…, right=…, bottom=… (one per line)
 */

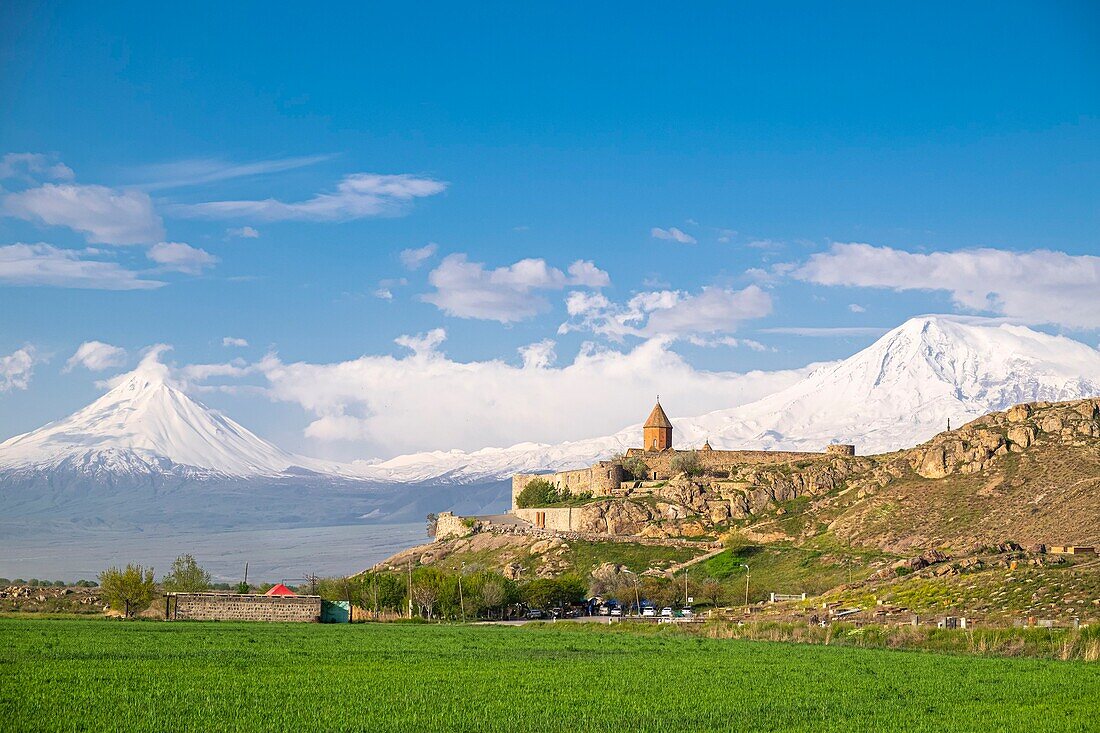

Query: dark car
left=525, top=608, right=545, bottom=620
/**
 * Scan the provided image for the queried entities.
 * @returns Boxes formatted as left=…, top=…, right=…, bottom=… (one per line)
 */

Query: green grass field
left=1, top=618, right=1098, bottom=732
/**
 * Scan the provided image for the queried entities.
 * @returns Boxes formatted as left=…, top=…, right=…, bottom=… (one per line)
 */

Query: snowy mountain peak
left=355, top=316, right=1100, bottom=483
left=0, top=356, right=313, bottom=478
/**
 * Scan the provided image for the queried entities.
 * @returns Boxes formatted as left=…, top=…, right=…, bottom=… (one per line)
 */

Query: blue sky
left=1, top=2, right=1098, bottom=458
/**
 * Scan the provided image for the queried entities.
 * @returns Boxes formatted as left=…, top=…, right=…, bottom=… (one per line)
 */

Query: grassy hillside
left=3, top=618, right=1098, bottom=732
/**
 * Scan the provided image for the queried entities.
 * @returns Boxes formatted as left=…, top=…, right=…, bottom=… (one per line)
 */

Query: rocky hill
left=380, top=398, right=1100, bottom=590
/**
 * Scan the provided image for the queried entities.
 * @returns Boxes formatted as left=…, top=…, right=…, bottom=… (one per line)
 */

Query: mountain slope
left=355, top=316, right=1100, bottom=483
left=0, top=355, right=319, bottom=478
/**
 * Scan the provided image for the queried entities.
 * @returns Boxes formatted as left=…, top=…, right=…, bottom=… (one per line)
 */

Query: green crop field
left=1, top=618, right=1097, bottom=732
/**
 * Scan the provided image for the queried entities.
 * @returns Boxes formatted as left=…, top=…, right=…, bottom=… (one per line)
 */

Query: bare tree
left=412, top=582, right=439, bottom=619
left=479, top=579, right=505, bottom=620
left=701, top=578, right=723, bottom=608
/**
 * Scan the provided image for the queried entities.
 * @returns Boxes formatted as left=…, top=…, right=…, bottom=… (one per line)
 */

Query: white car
left=660, top=607, right=673, bottom=617
left=641, top=607, right=656, bottom=617
left=680, top=608, right=694, bottom=619
left=610, top=607, right=622, bottom=617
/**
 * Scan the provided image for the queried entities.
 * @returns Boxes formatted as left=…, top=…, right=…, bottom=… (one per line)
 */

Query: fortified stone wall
left=167, top=593, right=321, bottom=622
left=435, top=511, right=471, bottom=540
left=623, top=448, right=827, bottom=479
left=511, top=462, right=623, bottom=507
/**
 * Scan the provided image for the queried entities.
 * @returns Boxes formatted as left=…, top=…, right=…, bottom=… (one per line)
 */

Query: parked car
left=610, top=606, right=622, bottom=617
left=641, top=606, right=656, bottom=617
left=565, top=608, right=584, bottom=618
left=598, top=604, right=610, bottom=616
left=660, top=607, right=673, bottom=618
left=680, top=608, right=694, bottom=619
left=525, top=608, right=545, bottom=620
left=550, top=607, right=563, bottom=619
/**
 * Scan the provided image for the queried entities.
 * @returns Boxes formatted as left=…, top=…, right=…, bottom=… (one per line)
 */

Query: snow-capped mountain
left=0, top=355, right=326, bottom=479
left=353, top=316, right=1100, bottom=483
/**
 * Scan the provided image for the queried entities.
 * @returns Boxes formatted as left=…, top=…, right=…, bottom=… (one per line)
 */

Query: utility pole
left=407, top=560, right=413, bottom=619
left=742, top=564, right=750, bottom=608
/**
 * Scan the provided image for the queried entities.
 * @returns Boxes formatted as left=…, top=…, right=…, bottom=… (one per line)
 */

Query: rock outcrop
left=907, top=399, right=1100, bottom=479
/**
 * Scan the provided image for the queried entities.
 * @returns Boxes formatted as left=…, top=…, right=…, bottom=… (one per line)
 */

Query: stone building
left=643, top=399, right=673, bottom=451
left=511, top=399, right=854, bottom=509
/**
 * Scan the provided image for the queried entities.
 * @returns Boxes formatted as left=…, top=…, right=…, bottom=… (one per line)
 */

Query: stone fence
left=166, top=592, right=322, bottom=622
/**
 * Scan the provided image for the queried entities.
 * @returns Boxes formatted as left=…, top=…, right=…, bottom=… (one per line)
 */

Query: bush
left=669, top=451, right=704, bottom=477
left=721, top=529, right=756, bottom=554
left=98, top=565, right=157, bottom=618
left=515, top=478, right=566, bottom=508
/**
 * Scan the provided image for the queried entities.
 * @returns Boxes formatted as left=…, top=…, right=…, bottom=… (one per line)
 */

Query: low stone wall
left=167, top=593, right=321, bottom=622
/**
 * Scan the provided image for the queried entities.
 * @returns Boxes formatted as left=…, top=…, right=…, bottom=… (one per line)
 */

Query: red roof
left=264, top=583, right=297, bottom=596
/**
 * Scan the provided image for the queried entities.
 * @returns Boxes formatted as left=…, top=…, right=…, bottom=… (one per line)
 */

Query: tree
left=669, top=451, right=703, bottom=477
left=479, top=579, right=505, bottom=620
left=99, top=565, right=156, bottom=618
left=162, top=554, right=211, bottom=593
left=426, top=513, right=439, bottom=538
left=515, top=478, right=566, bottom=508
left=621, top=456, right=649, bottom=480
left=412, top=582, right=439, bottom=619
left=701, top=578, right=723, bottom=608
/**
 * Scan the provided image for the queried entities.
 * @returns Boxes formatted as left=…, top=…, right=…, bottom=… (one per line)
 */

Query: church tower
left=643, top=399, right=673, bottom=452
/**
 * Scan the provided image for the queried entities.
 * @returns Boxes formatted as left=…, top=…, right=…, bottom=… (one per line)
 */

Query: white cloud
left=0, top=346, right=36, bottom=392
left=685, top=335, right=770, bottom=351
left=227, top=226, right=260, bottom=239
left=222, top=337, right=249, bottom=348
left=400, top=242, right=438, bottom=270
left=566, top=260, right=611, bottom=287
left=374, top=288, right=393, bottom=300
left=4, top=183, right=164, bottom=244
left=848, top=303, right=866, bottom=313
left=146, top=242, right=218, bottom=274
left=422, top=254, right=610, bottom=322
left=174, top=173, right=447, bottom=222
left=131, top=154, right=332, bottom=190
left=242, top=331, right=813, bottom=456
left=651, top=227, right=696, bottom=244
left=518, top=339, right=557, bottom=369
left=793, top=243, right=1100, bottom=330
left=759, top=326, right=890, bottom=337
left=0, top=243, right=164, bottom=290
left=64, top=341, right=128, bottom=372
left=561, top=285, right=773, bottom=341
left=0, top=153, right=74, bottom=182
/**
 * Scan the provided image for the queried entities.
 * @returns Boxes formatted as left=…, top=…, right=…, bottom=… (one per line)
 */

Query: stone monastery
left=510, top=399, right=855, bottom=510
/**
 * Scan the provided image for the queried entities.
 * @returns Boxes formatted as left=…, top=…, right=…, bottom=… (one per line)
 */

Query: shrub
left=515, top=478, right=566, bottom=508
left=721, top=529, right=755, bottom=554
left=670, top=451, right=703, bottom=477
left=98, top=565, right=157, bottom=618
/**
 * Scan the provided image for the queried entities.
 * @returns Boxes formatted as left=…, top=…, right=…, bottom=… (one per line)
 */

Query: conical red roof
left=264, top=583, right=297, bottom=596
left=644, top=401, right=672, bottom=429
